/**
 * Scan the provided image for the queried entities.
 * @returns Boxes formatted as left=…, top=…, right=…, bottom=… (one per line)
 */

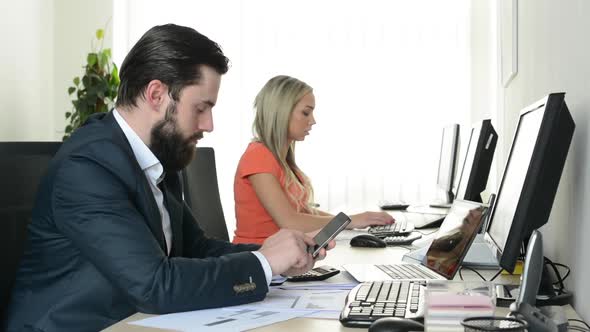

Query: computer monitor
left=455, top=120, right=498, bottom=203
left=484, top=93, right=575, bottom=273
left=434, top=124, right=460, bottom=205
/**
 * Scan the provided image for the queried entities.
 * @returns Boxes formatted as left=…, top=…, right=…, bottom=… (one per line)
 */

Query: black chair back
left=0, top=142, right=61, bottom=319
left=181, top=147, right=230, bottom=241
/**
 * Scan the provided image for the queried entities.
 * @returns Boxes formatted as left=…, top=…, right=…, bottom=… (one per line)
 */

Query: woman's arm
left=250, top=173, right=332, bottom=232
left=314, top=209, right=333, bottom=217
left=249, top=173, right=394, bottom=232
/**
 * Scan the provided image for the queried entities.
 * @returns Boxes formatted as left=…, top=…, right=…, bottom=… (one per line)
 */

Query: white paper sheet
left=303, top=310, right=341, bottom=320
left=131, top=284, right=352, bottom=331
left=131, top=307, right=307, bottom=332
left=234, top=288, right=349, bottom=312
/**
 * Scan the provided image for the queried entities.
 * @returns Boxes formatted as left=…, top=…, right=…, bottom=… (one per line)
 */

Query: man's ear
left=144, top=80, right=168, bottom=110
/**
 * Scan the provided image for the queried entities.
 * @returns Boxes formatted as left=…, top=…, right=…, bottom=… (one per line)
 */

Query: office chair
left=0, top=142, right=61, bottom=321
left=181, top=147, right=230, bottom=241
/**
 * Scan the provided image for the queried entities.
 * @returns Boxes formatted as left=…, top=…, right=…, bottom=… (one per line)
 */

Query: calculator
left=287, top=265, right=340, bottom=282
left=382, top=231, right=422, bottom=245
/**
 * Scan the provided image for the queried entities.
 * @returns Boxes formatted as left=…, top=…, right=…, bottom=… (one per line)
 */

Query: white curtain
left=114, top=0, right=471, bottom=236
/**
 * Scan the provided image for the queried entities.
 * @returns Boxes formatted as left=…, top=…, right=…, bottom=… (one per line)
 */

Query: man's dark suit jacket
left=5, top=112, right=267, bottom=332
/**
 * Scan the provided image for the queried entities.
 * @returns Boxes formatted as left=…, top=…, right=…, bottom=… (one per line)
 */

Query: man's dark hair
left=116, top=24, right=229, bottom=108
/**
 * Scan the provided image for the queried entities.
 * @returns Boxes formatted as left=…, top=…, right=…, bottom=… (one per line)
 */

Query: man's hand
left=258, top=229, right=336, bottom=276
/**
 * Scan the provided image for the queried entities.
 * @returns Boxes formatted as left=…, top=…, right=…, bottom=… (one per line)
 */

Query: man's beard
left=150, top=102, right=203, bottom=173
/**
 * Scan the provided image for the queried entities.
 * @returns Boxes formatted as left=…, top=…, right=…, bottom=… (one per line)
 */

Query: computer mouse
left=368, top=317, right=424, bottom=332
left=349, top=234, right=386, bottom=248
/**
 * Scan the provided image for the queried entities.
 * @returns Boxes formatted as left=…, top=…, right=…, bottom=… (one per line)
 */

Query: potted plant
left=63, top=28, right=119, bottom=140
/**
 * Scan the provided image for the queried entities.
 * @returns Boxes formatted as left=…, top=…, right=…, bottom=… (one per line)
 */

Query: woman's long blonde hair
left=253, top=75, right=316, bottom=213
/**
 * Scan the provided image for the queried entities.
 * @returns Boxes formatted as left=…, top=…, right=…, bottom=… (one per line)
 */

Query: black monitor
left=434, top=124, right=460, bottom=205
left=455, top=120, right=498, bottom=203
left=484, top=93, right=575, bottom=273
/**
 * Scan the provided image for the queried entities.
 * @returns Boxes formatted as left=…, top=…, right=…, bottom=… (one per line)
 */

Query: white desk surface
left=103, top=230, right=581, bottom=331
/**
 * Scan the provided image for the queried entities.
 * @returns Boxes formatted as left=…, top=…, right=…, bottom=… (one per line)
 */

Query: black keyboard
left=340, top=280, right=426, bottom=327
left=369, top=220, right=414, bottom=236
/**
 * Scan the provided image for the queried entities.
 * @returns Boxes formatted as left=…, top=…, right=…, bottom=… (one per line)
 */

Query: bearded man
left=4, top=24, right=331, bottom=332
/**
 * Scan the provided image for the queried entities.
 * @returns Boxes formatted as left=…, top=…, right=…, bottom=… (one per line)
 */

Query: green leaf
left=86, top=92, right=98, bottom=106
left=96, top=29, right=104, bottom=40
left=87, top=53, right=98, bottom=68
left=111, top=66, right=120, bottom=85
left=70, top=112, right=79, bottom=123
left=65, top=112, right=71, bottom=119
left=65, top=125, right=73, bottom=133
left=73, top=77, right=80, bottom=86
left=68, top=87, right=76, bottom=95
left=103, top=48, right=111, bottom=59
left=78, top=101, right=88, bottom=114
left=100, top=53, right=108, bottom=69
left=82, top=75, right=90, bottom=88
left=104, top=97, right=114, bottom=107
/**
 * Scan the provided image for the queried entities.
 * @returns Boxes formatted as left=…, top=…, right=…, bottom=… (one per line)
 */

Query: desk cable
left=544, top=257, right=571, bottom=294
left=539, top=256, right=573, bottom=306
left=458, top=266, right=487, bottom=281
left=414, top=229, right=438, bottom=236
left=568, top=318, right=590, bottom=332
left=459, top=258, right=585, bottom=330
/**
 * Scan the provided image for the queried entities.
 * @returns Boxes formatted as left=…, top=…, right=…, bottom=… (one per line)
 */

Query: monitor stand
left=429, top=190, right=454, bottom=209
left=429, top=202, right=452, bottom=209
left=509, top=230, right=568, bottom=332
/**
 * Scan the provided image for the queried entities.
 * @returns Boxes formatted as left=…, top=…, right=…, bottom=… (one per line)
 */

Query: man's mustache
left=188, top=132, right=204, bottom=141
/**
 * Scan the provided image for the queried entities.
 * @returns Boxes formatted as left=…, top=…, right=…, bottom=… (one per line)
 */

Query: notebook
left=344, top=200, right=488, bottom=282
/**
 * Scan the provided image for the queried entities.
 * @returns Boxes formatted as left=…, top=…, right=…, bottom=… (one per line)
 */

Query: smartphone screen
left=310, top=212, right=351, bottom=257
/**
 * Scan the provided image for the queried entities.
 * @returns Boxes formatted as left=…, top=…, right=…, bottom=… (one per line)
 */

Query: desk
left=103, top=231, right=581, bottom=331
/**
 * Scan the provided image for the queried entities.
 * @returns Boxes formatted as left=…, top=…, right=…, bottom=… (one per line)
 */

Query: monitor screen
left=455, top=120, right=497, bottom=203
left=435, top=124, right=460, bottom=204
left=487, top=108, right=543, bottom=252
left=424, top=200, right=487, bottom=279
left=484, top=93, right=575, bottom=273
left=455, top=127, right=476, bottom=202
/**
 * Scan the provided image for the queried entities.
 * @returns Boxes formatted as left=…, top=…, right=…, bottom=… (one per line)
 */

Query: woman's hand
left=348, top=211, right=395, bottom=229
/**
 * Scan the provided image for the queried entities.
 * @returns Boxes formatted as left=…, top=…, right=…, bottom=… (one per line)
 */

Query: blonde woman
left=233, top=75, right=394, bottom=244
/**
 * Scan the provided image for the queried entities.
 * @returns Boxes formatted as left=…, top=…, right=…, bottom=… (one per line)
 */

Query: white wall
left=473, top=0, right=590, bottom=320
left=0, top=0, right=113, bottom=141
left=503, top=0, right=590, bottom=320
left=116, top=1, right=473, bottom=239
left=0, top=0, right=55, bottom=140
left=469, top=0, right=499, bottom=190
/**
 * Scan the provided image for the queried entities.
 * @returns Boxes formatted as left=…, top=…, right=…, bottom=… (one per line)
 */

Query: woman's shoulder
left=246, top=141, right=270, bottom=152
left=238, top=141, right=280, bottom=170
left=243, top=141, right=274, bottom=158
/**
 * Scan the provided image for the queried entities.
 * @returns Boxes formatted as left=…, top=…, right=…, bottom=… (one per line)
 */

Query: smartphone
left=309, top=212, right=351, bottom=258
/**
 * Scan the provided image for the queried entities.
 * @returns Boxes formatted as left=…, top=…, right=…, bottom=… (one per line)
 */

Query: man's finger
left=301, top=233, right=316, bottom=247
left=325, top=239, right=336, bottom=250
left=314, top=248, right=327, bottom=261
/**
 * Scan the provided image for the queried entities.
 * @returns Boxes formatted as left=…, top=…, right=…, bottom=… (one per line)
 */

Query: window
left=114, top=0, right=471, bottom=235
